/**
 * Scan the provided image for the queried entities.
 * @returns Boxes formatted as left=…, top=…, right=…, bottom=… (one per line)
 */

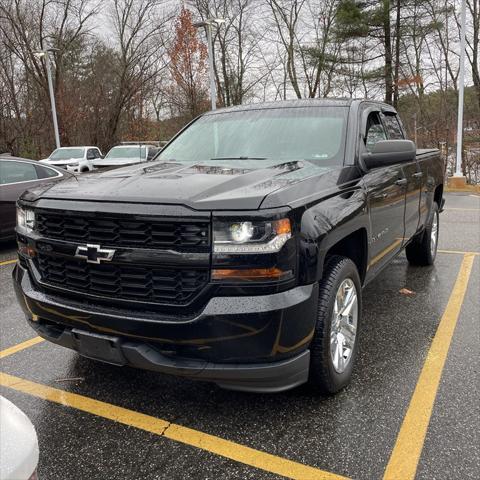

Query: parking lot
left=0, top=191, right=478, bottom=480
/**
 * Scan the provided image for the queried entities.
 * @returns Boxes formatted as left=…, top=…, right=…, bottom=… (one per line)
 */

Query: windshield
left=104, top=146, right=146, bottom=159
left=50, top=148, right=84, bottom=160
left=159, top=106, right=348, bottom=165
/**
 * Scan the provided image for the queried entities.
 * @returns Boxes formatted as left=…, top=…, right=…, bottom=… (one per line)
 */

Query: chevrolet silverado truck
left=13, top=99, right=444, bottom=394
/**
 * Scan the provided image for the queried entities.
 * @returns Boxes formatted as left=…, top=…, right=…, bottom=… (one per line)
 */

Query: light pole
left=454, top=0, right=467, bottom=178
left=34, top=49, right=61, bottom=149
left=193, top=18, right=224, bottom=111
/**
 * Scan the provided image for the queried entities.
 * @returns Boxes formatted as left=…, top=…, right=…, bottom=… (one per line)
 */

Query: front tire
left=309, top=256, right=362, bottom=394
left=406, top=202, right=439, bottom=266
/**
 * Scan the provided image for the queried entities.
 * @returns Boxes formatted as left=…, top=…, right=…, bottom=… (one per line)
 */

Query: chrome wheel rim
left=330, top=278, right=358, bottom=374
left=430, top=211, right=438, bottom=256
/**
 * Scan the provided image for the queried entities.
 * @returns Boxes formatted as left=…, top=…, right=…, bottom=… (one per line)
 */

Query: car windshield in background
left=50, top=148, right=84, bottom=160
left=105, top=147, right=146, bottom=159
left=159, top=107, right=348, bottom=165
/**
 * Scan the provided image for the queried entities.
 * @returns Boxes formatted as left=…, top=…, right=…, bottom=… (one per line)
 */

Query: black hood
left=22, top=159, right=335, bottom=210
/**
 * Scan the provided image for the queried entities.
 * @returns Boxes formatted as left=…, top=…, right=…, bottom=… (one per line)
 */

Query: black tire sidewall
left=309, top=256, right=362, bottom=393
left=429, top=205, right=439, bottom=262
left=405, top=201, right=440, bottom=266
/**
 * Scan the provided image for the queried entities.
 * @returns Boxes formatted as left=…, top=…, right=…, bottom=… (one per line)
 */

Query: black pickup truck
left=13, top=99, right=444, bottom=394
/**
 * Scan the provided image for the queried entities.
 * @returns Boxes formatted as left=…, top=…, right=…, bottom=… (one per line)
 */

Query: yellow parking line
left=437, top=249, right=480, bottom=256
left=0, top=337, right=45, bottom=359
left=0, top=373, right=348, bottom=480
left=0, top=258, right=16, bottom=266
left=383, top=253, right=475, bottom=480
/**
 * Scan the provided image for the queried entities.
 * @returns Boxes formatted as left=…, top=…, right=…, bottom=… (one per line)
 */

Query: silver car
left=0, top=396, right=39, bottom=480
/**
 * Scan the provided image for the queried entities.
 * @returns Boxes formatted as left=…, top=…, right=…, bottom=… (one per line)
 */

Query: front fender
left=298, top=188, right=369, bottom=284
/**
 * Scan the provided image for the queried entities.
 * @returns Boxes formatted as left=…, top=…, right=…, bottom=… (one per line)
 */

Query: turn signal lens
left=18, top=245, right=36, bottom=258
left=274, top=218, right=291, bottom=235
left=212, top=267, right=291, bottom=281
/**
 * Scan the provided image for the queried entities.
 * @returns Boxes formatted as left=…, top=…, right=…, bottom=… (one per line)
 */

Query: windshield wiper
left=210, top=156, right=267, bottom=160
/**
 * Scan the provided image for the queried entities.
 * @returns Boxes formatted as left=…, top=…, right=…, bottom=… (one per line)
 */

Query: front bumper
left=13, top=263, right=318, bottom=392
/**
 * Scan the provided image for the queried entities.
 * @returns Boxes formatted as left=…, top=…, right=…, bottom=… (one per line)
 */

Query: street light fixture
left=193, top=18, right=225, bottom=111
left=33, top=48, right=61, bottom=149
left=454, top=0, right=466, bottom=179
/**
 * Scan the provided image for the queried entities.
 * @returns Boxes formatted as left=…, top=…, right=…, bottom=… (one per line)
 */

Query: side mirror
left=362, top=140, right=416, bottom=169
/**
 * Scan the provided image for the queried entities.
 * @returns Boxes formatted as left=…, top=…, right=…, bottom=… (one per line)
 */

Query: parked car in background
left=0, top=396, right=39, bottom=480
left=41, top=146, right=102, bottom=173
left=0, top=157, right=72, bottom=241
left=93, top=143, right=158, bottom=169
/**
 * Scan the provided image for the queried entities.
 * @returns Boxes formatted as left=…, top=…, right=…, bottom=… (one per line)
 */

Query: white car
left=41, top=146, right=103, bottom=173
left=0, top=396, right=39, bottom=480
left=93, top=144, right=158, bottom=169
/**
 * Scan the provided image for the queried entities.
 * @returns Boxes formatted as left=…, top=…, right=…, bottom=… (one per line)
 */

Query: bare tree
left=167, top=6, right=209, bottom=119
left=465, top=0, right=479, bottom=109
left=105, top=0, right=170, bottom=146
left=0, top=0, right=98, bottom=152
left=190, top=0, right=271, bottom=106
left=266, top=0, right=305, bottom=98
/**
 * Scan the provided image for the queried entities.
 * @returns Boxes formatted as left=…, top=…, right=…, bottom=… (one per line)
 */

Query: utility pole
left=413, top=113, right=418, bottom=146
left=34, top=49, right=61, bottom=149
left=454, top=0, right=467, bottom=178
left=206, top=23, right=216, bottom=111
left=193, top=18, right=225, bottom=111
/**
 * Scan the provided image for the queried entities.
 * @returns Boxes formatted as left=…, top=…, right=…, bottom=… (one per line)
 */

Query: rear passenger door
left=381, top=111, right=422, bottom=242
left=361, top=110, right=406, bottom=277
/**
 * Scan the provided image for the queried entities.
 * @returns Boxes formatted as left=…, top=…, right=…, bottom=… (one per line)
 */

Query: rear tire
left=406, top=202, right=439, bottom=266
left=308, top=256, right=362, bottom=394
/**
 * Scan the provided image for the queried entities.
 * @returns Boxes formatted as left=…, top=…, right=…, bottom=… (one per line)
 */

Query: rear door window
left=0, top=161, right=38, bottom=184
left=35, top=165, right=61, bottom=179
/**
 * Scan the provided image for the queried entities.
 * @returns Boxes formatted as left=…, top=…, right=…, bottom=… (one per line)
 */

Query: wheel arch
left=298, top=191, right=370, bottom=287
left=434, top=183, right=443, bottom=208
left=323, top=229, right=368, bottom=284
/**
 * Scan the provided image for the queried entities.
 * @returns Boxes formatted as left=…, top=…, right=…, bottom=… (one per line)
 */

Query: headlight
left=17, top=206, right=35, bottom=232
left=214, top=218, right=291, bottom=254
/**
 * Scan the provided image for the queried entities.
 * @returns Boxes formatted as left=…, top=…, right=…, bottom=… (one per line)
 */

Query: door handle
left=395, top=178, right=407, bottom=186
left=412, top=172, right=423, bottom=178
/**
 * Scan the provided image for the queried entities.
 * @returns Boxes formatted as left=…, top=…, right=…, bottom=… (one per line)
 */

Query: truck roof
left=205, top=98, right=394, bottom=115
left=54, top=146, right=98, bottom=150
left=110, top=144, right=154, bottom=148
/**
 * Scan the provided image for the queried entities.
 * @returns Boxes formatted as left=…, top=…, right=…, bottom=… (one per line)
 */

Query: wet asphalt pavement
left=0, top=192, right=479, bottom=480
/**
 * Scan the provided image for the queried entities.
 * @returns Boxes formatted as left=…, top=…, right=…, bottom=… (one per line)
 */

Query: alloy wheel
left=330, top=278, right=358, bottom=374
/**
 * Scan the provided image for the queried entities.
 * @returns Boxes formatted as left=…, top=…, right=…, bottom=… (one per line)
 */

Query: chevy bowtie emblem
left=75, top=244, right=115, bottom=264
